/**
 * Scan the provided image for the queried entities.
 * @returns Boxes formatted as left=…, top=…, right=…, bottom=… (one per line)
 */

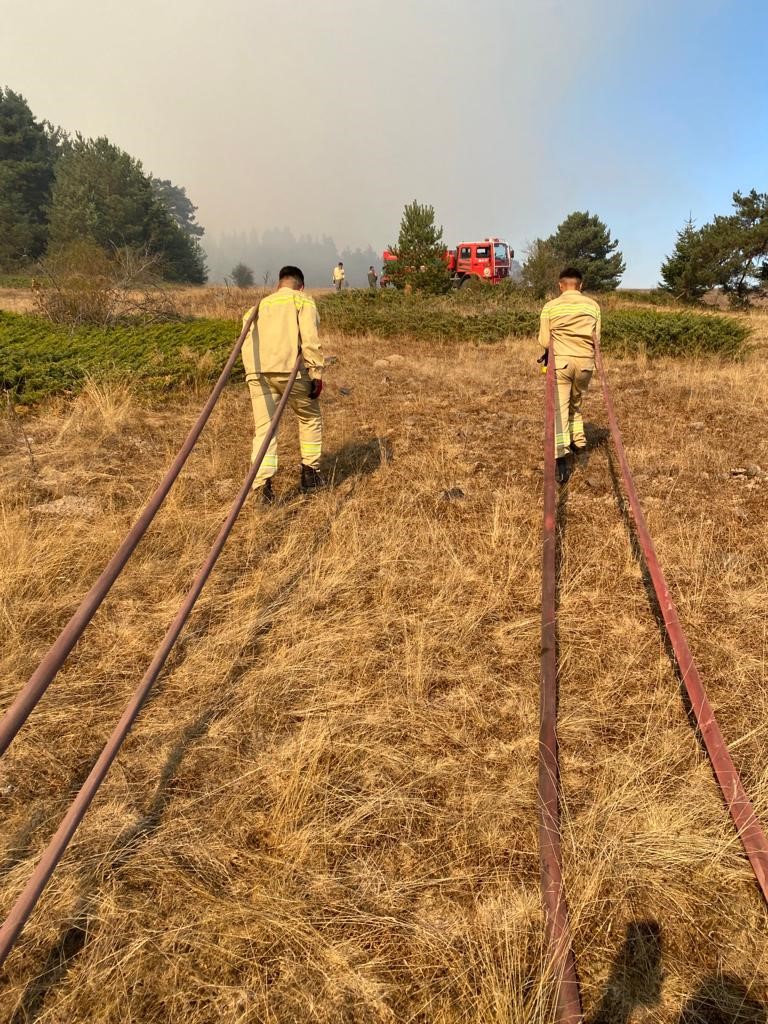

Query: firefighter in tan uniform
left=242, top=265, right=325, bottom=503
left=538, top=267, right=601, bottom=484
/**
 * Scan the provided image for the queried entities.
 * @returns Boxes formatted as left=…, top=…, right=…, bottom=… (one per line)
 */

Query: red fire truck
left=382, top=237, right=514, bottom=287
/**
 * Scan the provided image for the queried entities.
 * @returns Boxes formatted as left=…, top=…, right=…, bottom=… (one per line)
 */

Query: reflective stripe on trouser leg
left=569, top=361, right=593, bottom=448
left=294, top=381, right=323, bottom=469
left=555, top=362, right=574, bottom=458
left=247, top=371, right=322, bottom=478
left=247, top=375, right=280, bottom=488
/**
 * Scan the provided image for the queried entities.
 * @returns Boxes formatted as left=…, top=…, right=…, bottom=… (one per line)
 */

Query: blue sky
left=1, top=0, right=766, bottom=285
left=563, top=0, right=768, bottom=284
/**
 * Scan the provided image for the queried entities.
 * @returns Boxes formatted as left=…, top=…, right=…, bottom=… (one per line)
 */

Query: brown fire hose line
left=539, top=349, right=584, bottom=1022
left=0, top=305, right=260, bottom=760
left=594, top=338, right=768, bottom=901
left=0, top=354, right=300, bottom=968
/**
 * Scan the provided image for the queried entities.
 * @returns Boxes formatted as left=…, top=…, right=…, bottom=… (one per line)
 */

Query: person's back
left=539, top=288, right=601, bottom=359
left=538, top=268, right=601, bottom=483
left=243, top=286, right=320, bottom=377
left=241, top=265, right=325, bottom=502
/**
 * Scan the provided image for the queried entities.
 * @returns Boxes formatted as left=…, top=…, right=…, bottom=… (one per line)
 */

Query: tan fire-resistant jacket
left=242, top=287, right=324, bottom=381
left=538, top=289, right=601, bottom=361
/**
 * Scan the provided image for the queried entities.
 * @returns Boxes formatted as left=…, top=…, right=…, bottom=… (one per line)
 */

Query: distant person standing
left=538, top=267, right=601, bottom=485
left=241, top=265, right=325, bottom=503
left=332, top=262, right=345, bottom=291
left=367, top=265, right=378, bottom=289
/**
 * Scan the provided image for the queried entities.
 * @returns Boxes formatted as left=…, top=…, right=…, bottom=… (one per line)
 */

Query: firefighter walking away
left=242, top=265, right=325, bottom=504
left=538, top=267, right=601, bottom=485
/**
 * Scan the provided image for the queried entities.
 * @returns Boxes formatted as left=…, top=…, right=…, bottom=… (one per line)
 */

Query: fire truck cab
left=447, top=238, right=514, bottom=286
left=381, top=237, right=514, bottom=287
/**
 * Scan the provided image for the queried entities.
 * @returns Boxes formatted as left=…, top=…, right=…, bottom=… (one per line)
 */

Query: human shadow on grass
left=572, top=422, right=610, bottom=475
left=590, top=920, right=663, bottom=1024
left=266, top=434, right=392, bottom=506
left=589, top=919, right=766, bottom=1024
left=679, top=977, right=767, bottom=1023
left=540, top=432, right=583, bottom=998
left=7, top=433, right=389, bottom=1022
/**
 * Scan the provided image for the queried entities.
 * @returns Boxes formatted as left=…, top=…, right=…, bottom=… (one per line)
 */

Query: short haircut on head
left=278, top=265, right=304, bottom=287
left=559, top=266, right=583, bottom=282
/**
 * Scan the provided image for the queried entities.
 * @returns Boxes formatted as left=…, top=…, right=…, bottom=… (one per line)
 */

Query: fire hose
left=0, top=305, right=260, bottom=759
left=540, top=339, right=768, bottom=1020
left=593, top=337, right=768, bottom=899
left=539, top=346, right=583, bottom=1022
left=0, top=354, right=301, bottom=967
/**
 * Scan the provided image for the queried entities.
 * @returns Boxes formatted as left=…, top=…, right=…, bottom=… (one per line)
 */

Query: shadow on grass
left=679, top=977, right=767, bottom=1023
left=325, top=434, right=392, bottom=484
left=589, top=920, right=766, bottom=1024
left=590, top=920, right=663, bottom=1023
left=7, top=433, right=387, bottom=1022
left=596, top=448, right=768, bottom=1024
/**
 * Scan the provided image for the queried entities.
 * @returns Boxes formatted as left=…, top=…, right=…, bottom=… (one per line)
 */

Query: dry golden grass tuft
left=1, top=312, right=768, bottom=1021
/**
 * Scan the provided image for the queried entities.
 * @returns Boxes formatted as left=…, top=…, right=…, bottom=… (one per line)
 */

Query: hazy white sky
left=3, top=0, right=766, bottom=284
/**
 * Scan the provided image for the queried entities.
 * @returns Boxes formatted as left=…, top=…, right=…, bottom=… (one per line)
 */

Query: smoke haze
left=2, top=0, right=766, bottom=285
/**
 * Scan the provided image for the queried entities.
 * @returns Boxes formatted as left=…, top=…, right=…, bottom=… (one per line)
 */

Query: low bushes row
left=0, top=313, right=237, bottom=405
left=318, top=291, right=751, bottom=359
left=0, top=294, right=751, bottom=405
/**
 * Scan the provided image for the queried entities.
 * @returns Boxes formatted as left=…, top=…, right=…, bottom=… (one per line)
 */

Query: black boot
left=300, top=464, right=325, bottom=493
left=260, top=478, right=275, bottom=505
left=556, top=456, right=571, bottom=485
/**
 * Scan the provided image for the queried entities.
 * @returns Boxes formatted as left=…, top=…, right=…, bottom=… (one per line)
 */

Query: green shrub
left=0, top=297, right=751, bottom=406
left=602, top=310, right=750, bottom=358
left=318, top=290, right=538, bottom=343
left=0, top=312, right=238, bottom=404
left=318, top=291, right=750, bottom=359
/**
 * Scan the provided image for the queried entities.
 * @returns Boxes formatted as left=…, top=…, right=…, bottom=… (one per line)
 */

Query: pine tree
left=711, top=190, right=768, bottom=305
left=659, top=217, right=712, bottom=301
left=151, top=177, right=205, bottom=238
left=0, top=88, right=61, bottom=267
left=386, top=200, right=450, bottom=293
left=230, top=262, right=254, bottom=287
left=49, top=136, right=206, bottom=283
left=545, top=211, right=625, bottom=291
left=660, top=193, right=768, bottom=307
left=522, top=238, right=560, bottom=299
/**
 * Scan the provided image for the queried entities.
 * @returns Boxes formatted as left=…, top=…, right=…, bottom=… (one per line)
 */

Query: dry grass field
left=1, top=307, right=768, bottom=1021
left=0, top=285, right=329, bottom=321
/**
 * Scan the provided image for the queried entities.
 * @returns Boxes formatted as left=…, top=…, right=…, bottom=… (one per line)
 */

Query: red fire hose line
left=0, top=306, right=260, bottom=760
left=539, top=350, right=584, bottom=1022
left=594, top=338, right=768, bottom=903
left=0, top=355, right=300, bottom=968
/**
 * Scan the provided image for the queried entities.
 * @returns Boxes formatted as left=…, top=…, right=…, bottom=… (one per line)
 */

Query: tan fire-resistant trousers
left=555, top=357, right=594, bottom=457
left=248, top=372, right=322, bottom=488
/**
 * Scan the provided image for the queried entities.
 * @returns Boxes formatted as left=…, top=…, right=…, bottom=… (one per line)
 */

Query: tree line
left=0, top=87, right=207, bottom=283
left=205, top=228, right=380, bottom=289
left=385, top=201, right=625, bottom=295
left=660, top=192, right=768, bottom=306
left=385, top=194, right=767, bottom=305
